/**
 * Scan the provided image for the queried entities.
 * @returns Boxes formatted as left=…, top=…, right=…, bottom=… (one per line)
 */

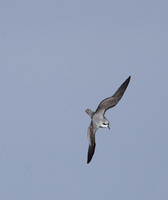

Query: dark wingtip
left=87, top=143, right=96, bottom=164
left=127, top=76, right=131, bottom=82
left=123, top=76, right=131, bottom=88
left=87, top=157, right=92, bottom=164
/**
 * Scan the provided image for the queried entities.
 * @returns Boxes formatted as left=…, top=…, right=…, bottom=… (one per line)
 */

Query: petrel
left=85, top=76, right=131, bottom=164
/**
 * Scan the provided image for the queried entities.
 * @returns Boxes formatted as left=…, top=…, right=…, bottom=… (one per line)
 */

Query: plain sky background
left=0, top=0, right=168, bottom=199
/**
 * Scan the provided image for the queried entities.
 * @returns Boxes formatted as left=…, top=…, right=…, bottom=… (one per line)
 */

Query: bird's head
left=100, top=118, right=110, bottom=129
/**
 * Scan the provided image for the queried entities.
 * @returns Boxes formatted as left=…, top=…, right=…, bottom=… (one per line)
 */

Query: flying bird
left=85, top=76, right=131, bottom=164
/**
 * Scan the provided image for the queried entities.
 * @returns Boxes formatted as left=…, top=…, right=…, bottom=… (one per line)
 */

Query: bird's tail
left=85, top=109, right=94, bottom=118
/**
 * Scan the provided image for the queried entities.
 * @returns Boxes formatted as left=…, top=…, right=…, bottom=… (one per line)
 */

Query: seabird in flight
left=86, top=76, right=131, bottom=164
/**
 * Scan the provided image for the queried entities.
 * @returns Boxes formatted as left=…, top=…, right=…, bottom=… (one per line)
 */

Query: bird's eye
left=103, top=123, right=107, bottom=125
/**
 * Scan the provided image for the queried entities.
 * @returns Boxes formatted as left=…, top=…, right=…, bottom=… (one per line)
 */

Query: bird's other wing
left=95, top=76, right=131, bottom=115
left=87, top=122, right=98, bottom=164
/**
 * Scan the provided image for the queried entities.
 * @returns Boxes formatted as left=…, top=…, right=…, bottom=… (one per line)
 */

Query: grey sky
left=0, top=0, right=168, bottom=199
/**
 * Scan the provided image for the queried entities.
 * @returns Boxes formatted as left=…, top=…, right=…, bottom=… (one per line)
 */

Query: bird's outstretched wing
left=87, top=123, right=98, bottom=164
left=95, top=76, right=131, bottom=115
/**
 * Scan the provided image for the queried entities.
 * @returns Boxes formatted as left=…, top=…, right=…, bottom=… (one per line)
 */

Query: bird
left=85, top=76, right=131, bottom=164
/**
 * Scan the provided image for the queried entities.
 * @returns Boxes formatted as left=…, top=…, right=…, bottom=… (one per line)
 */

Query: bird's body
left=86, top=76, right=131, bottom=164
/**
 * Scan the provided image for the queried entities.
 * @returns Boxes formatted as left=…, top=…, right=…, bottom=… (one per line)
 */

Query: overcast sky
left=0, top=0, right=168, bottom=199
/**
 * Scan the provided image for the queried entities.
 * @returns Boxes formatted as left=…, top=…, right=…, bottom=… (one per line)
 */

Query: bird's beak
left=108, top=125, right=110, bottom=129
